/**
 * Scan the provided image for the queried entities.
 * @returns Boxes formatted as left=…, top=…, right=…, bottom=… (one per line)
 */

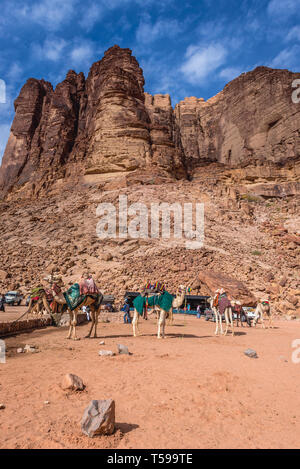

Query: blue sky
left=0, top=0, right=300, bottom=160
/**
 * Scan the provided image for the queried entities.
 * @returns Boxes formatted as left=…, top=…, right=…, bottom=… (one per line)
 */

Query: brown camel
left=45, top=277, right=104, bottom=340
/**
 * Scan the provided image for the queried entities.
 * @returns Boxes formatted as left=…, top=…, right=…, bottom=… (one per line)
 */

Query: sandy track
left=0, top=305, right=28, bottom=323
left=0, top=316, right=300, bottom=449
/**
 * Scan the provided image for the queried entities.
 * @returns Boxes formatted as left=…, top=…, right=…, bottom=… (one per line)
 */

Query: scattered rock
left=117, top=344, right=129, bottom=355
left=44, top=401, right=50, bottom=405
left=24, top=344, right=39, bottom=353
left=61, top=373, right=85, bottom=391
left=81, top=399, right=115, bottom=437
left=198, top=270, right=256, bottom=306
left=99, top=341, right=105, bottom=345
left=0, top=404, right=5, bottom=410
left=244, top=348, right=258, bottom=358
left=99, top=350, right=115, bottom=357
left=17, top=348, right=24, bottom=353
left=0, top=270, right=8, bottom=281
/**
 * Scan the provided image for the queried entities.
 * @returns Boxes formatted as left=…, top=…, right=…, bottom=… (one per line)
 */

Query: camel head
left=176, top=285, right=188, bottom=299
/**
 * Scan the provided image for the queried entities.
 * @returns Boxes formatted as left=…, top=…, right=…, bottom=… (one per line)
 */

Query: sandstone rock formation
left=0, top=45, right=299, bottom=317
left=198, top=270, right=256, bottom=306
left=0, top=46, right=299, bottom=199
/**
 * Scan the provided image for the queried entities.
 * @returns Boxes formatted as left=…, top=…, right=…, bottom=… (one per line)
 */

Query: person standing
left=123, top=300, right=131, bottom=324
left=0, top=294, right=5, bottom=312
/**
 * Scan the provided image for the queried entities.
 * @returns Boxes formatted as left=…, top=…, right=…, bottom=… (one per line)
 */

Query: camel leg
left=67, top=310, right=73, bottom=339
left=229, top=308, right=234, bottom=336
left=224, top=309, right=229, bottom=336
left=219, top=310, right=223, bottom=335
left=72, top=310, right=79, bottom=340
left=253, top=306, right=260, bottom=328
left=268, top=308, right=273, bottom=328
left=269, top=314, right=274, bottom=329
left=214, top=308, right=219, bottom=335
left=94, top=311, right=99, bottom=338
left=261, top=312, right=265, bottom=329
left=86, top=308, right=95, bottom=338
left=132, top=309, right=140, bottom=337
left=158, top=309, right=166, bottom=339
left=168, top=307, right=173, bottom=325
left=26, top=298, right=33, bottom=321
left=42, top=295, right=52, bottom=315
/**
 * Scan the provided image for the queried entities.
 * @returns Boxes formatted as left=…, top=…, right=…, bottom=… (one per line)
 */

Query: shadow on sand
left=116, top=423, right=139, bottom=434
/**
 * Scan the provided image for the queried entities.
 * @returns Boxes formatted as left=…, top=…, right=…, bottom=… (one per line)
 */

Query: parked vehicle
left=242, top=307, right=256, bottom=325
left=4, top=291, right=23, bottom=306
left=25, top=295, right=31, bottom=307
left=204, top=308, right=224, bottom=322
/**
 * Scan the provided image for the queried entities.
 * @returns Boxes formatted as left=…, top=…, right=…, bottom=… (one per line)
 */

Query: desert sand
left=1, top=315, right=300, bottom=449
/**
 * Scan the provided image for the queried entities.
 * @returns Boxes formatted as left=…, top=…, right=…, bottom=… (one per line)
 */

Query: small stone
left=81, top=399, right=115, bottom=437
left=0, top=404, right=5, bottom=410
left=244, top=348, right=258, bottom=358
left=24, top=344, right=38, bottom=353
left=61, top=373, right=85, bottom=391
left=44, top=401, right=50, bottom=405
left=17, top=348, right=23, bottom=354
left=98, top=350, right=115, bottom=357
left=117, top=344, right=129, bottom=355
left=99, top=341, right=105, bottom=345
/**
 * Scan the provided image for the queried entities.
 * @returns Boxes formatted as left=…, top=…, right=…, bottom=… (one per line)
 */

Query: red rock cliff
left=0, top=47, right=299, bottom=199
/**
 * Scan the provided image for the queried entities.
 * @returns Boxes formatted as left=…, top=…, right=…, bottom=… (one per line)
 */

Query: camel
left=26, top=291, right=52, bottom=318
left=253, top=300, right=273, bottom=328
left=210, top=293, right=223, bottom=335
left=45, top=278, right=104, bottom=340
left=132, top=285, right=186, bottom=339
left=210, top=289, right=234, bottom=336
left=167, top=286, right=188, bottom=324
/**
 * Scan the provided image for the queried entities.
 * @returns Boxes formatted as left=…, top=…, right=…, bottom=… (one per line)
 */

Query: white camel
left=132, top=285, right=187, bottom=339
left=253, top=300, right=273, bottom=328
left=210, top=293, right=223, bottom=335
left=210, top=289, right=234, bottom=336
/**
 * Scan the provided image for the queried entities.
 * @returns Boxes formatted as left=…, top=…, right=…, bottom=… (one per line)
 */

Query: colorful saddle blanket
left=63, top=283, right=102, bottom=311
left=30, top=287, right=45, bottom=298
left=133, top=291, right=174, bottom=316
left=262, top=301, right=269, bottom=307
left=143, top=281, right=166, bottom=293
left=218, top=293, right=232, bottom=315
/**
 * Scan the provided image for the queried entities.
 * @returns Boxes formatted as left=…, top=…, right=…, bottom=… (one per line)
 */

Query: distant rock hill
left=0, top=45, right=299, bottom=200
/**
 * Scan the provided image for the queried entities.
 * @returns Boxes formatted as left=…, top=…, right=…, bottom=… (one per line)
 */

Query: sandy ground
left=0, top=315, right=300, bottom=449
left=0, top=305, right=27, bottom=323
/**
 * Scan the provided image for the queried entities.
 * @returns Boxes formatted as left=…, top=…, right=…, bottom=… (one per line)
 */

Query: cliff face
left=175, top=67, right=300, bottom=168
left=0, top=46, right=299, bottom=199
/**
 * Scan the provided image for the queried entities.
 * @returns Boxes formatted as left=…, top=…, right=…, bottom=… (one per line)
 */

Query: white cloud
left=136, top=17, right=181, bottom=43
left=219, top=67, right=243, bottom=82
left=18, top=0, right=78, bottom=31
left=180, top=43, right=227, bottom=84
left=79, top=2, right=104, bottom=31
left=33, top=38, right=68, bottom=62
left=269, top=45, right=300, bottom=69
left=6, top=63, right=23, bottom=83
left=267, top=0, right=300, bottom=20
left=286, top=26, right=300, bottom=42
left=69, top=42, right=96, bottom=68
